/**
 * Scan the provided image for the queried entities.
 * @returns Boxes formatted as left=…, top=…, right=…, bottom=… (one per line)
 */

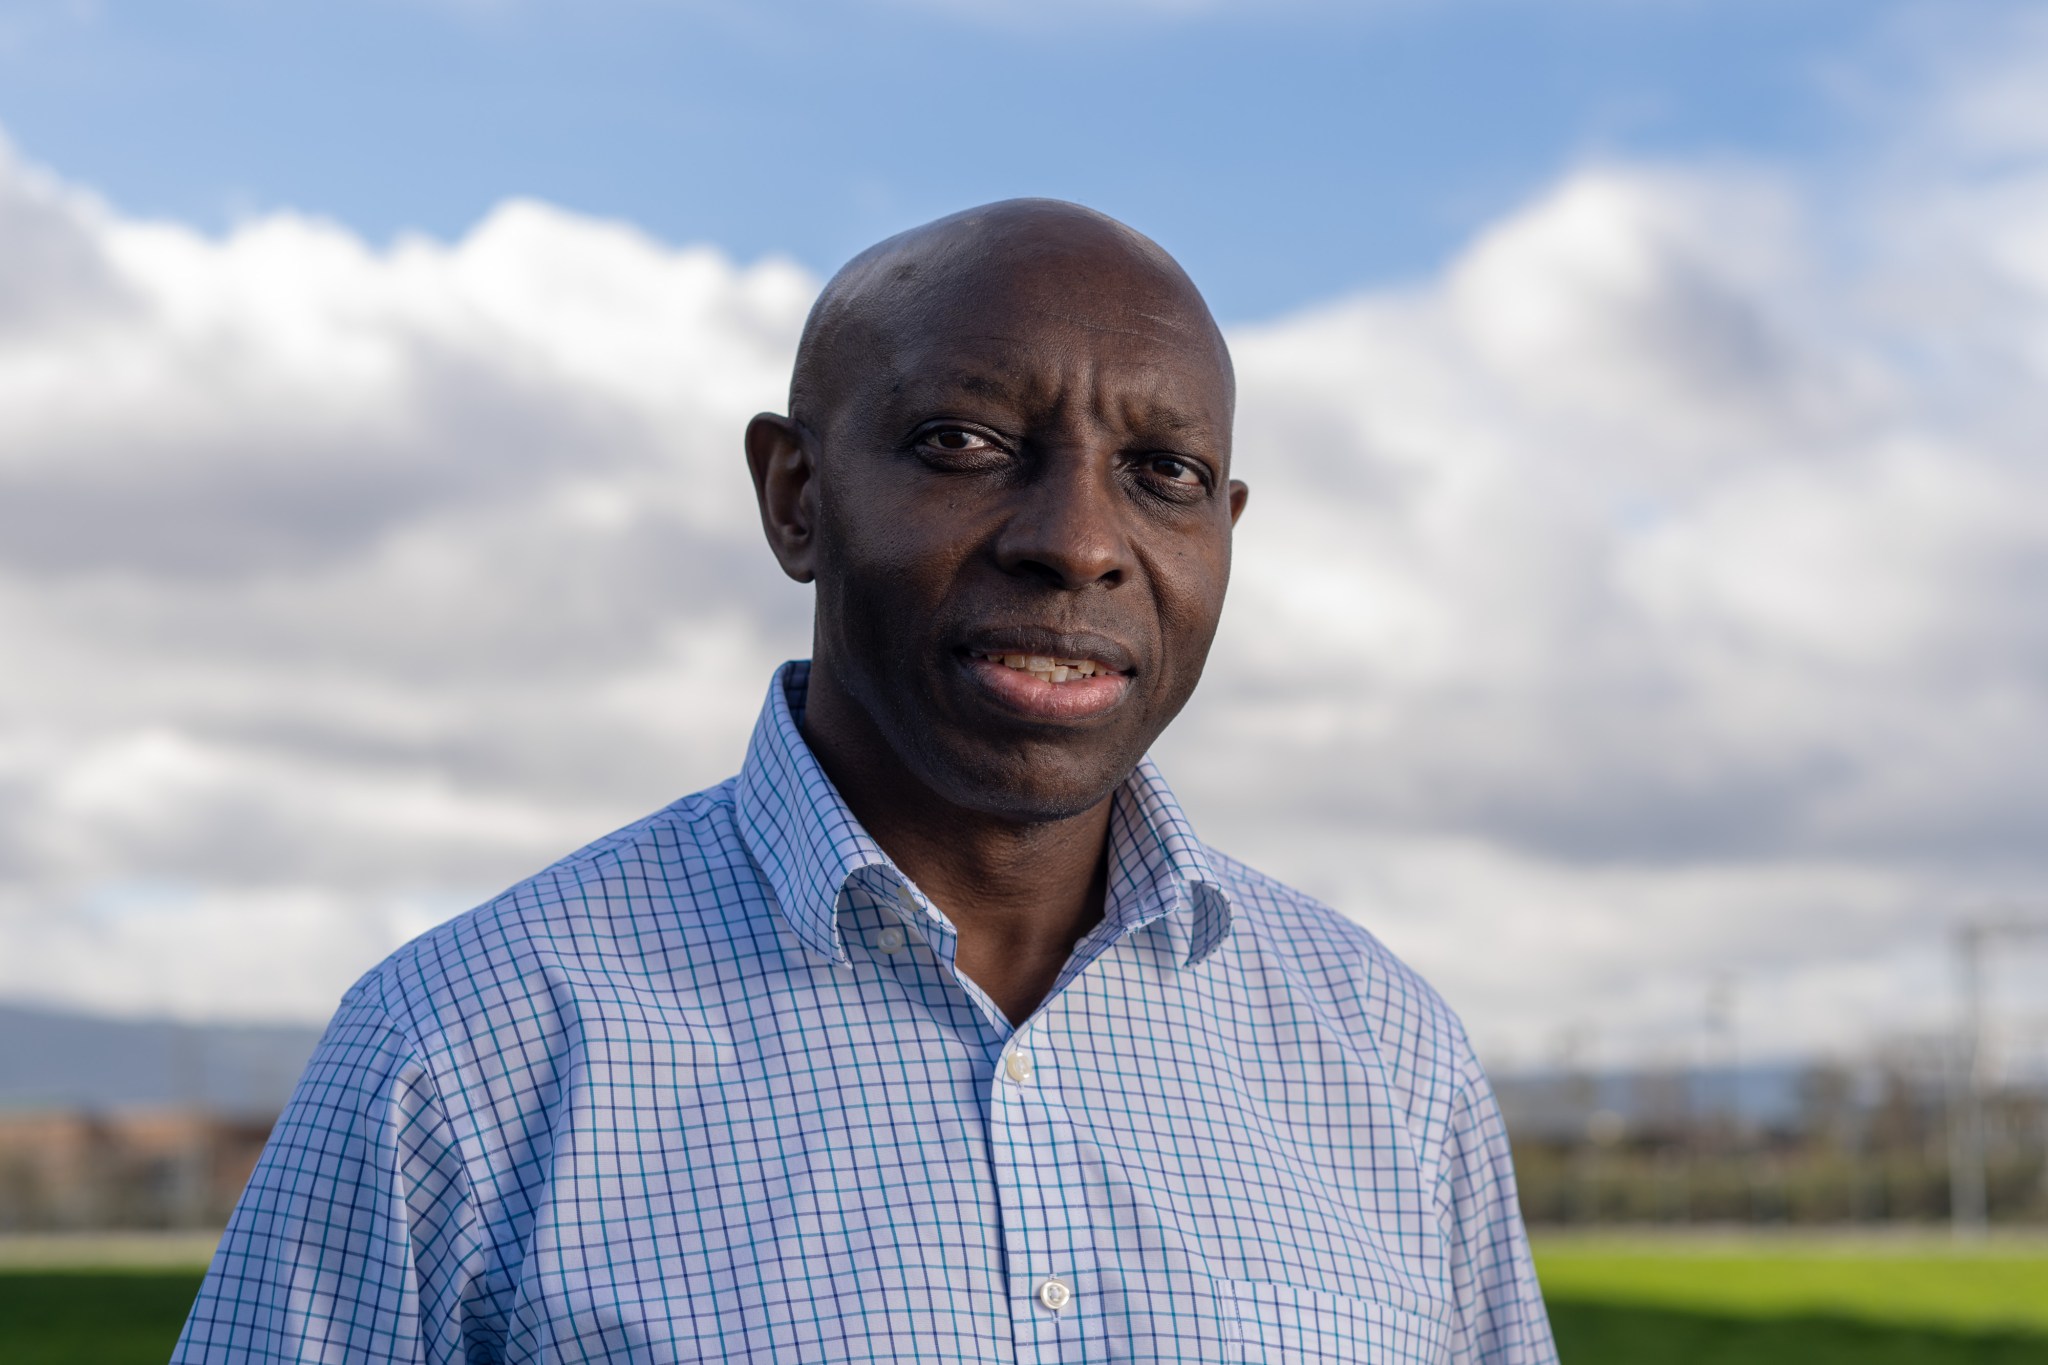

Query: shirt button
left=875, top=925, right=906, bottom=955
left=1036, top=1277, right=1073, bottom=1312
left=1004, top=1049, right=1035, bottom=1084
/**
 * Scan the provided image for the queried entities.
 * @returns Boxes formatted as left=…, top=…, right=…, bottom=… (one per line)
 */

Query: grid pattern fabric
left=175, top=661, right=1557, bottom=1364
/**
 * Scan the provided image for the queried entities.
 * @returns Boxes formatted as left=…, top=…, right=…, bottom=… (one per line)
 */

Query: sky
left=2, top=0, right=1909, bottom=321
left=3, top=0, right=2047, bottom=1072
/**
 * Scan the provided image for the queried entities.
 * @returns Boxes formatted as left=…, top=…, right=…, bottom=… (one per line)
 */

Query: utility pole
left=1951, top=915, right=2048, bottom=1239
left=1952, top=925, right=1988, bottom=1238
left=172, top=1016, right=210, bottom=1229
left=1704, top=974, right=1741, bottom=1220
left=1712, top=975, right=1741, bottom=1139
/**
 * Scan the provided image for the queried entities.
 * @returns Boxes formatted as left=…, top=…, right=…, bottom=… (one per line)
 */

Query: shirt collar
left=1103, top=756, right=1234, bottom=967
left=734, top=660, right=1234, bottom=970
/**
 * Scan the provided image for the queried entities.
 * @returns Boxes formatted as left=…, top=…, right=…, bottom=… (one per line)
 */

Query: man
left=176, top=200, right=1556, bottom=1362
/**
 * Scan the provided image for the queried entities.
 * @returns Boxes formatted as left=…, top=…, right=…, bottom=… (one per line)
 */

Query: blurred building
left=1500, top=1040, right=2048, bottom=1227
left=0, top=1003, right=317, bottom=1232
left=3, top=1002, right=2045, bottom=1232
left=0, top=1109, right=272, bottom=1230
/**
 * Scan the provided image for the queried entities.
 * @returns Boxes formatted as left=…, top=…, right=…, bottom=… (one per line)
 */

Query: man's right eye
left=926, top=428, right=989, bottom=452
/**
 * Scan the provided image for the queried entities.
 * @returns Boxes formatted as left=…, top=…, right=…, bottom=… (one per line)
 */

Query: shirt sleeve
left=1439, top=1057, right=1559, bottom=1364
left=173, top=973, right=486, bottom=1365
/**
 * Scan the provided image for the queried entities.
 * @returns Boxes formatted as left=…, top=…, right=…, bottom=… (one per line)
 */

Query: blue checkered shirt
left=176, top=661, right=1555, bottom=1363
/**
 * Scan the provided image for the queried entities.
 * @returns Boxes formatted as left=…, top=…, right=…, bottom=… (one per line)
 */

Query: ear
left=1227, top=479, right=1249, bottom=527
left=746, top=413, right=819, bottom=584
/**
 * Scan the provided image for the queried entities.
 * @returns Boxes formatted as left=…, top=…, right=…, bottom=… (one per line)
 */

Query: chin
left=916, top=732, right=1138, bottom=825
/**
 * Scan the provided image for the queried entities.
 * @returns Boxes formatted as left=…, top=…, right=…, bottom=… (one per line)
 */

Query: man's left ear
left=745, top=413, right=821, bottom=584
left=1228, top=479, right=1249, bottom=527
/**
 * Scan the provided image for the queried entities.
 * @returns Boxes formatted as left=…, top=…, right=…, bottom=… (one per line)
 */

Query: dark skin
left=745, top=200, right=1248, bottom=1024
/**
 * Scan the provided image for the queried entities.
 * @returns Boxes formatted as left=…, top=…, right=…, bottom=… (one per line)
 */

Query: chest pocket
left=1218, top=1279, right=1453, bottom=1364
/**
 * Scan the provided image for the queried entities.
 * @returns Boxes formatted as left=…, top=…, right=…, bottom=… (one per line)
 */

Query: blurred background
left=2, top=0, right=2046, bottom=1359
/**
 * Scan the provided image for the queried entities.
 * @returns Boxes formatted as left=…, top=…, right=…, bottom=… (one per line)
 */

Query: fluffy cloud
left=0, top=144, right=817, bottom=1016
left=1168, top=146, right=2048, bottom=1060
left=3, top=58, right=2046, bottom=1066
left=1201, top=164, right=2048, bottom=862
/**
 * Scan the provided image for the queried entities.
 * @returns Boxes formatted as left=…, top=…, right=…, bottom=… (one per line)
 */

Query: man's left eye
left=1148, top=455, right=1204, bottom=487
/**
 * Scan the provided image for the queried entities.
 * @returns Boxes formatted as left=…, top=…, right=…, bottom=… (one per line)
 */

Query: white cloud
left=0, top=131, right=818, bottom=1020
left=2, top=41, right=2046, bottom=1068
left=1159, top=119, right=2048, bottom=1057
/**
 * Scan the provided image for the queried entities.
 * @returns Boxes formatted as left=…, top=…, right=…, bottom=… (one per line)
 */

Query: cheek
left=818, top=481, right=980, bottom=620
left=847, top=514, right=969, bottom=593
left=1144, top=536, right=1234, bottom=670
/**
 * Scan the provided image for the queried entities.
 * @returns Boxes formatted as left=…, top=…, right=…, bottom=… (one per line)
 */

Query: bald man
left=176, top=201, right=1557, bottom=1364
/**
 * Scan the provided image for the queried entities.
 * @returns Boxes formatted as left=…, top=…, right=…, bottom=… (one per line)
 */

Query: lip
left=953, top=628, right=1137, bottom=723
left=957, top=628, right=1136, bottom=675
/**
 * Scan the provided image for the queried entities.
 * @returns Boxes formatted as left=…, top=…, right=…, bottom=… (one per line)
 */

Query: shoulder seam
left=529, top=784, right=737, bottom=890
left=356, top=957, right=430, bottom=1062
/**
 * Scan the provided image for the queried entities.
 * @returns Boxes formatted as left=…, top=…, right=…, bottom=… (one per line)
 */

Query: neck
left=799, top=661, right=1112, bottom=1026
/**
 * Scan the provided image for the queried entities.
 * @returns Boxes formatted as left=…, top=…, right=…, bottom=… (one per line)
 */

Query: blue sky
left=0, top=0, right=1923, bottom=321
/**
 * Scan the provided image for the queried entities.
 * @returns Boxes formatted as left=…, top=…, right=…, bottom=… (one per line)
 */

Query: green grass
left=1, top=1236, right=2046, bottom=1363
left=0, top=1270, right=205, bottom=1365
left=1534, top=1236, right=2048, bottom=1334
left=1548, top=1301, right=2048, bottom=1364
left=1537, top=1235, right=2048, bottom=1364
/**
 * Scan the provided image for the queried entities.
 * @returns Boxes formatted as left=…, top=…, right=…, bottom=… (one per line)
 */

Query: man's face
left=799, top=246, right=1246, bottom=823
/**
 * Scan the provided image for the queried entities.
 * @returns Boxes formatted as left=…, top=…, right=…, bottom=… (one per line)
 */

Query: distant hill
left=0, top=1002, right=323, bottom=1114
left=1494, top=1063, right=1815, bottom=1140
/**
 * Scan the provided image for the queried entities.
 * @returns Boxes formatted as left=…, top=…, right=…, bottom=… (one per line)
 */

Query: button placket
left=988, top=1014, right=1100, bottom=1363
left=1003, top=1028, right=1036, bottom=1085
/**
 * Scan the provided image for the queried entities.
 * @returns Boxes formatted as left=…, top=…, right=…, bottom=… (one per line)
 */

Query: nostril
left=1010, top=555, right=1123, bottom=591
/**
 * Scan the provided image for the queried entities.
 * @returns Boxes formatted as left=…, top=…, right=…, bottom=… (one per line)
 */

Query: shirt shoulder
left=345, top=777, right=771, bottom=1058
left=1202, top=846, right=1487, bottom=1122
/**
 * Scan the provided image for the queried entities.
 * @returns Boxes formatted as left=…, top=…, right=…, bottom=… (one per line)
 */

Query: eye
left=921, top=427, right=996, bottom=454
left=1147, top=454, right=1206, bottom=487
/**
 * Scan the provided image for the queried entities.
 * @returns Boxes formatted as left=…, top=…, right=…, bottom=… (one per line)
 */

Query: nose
left=991, top=444, right=1130, bottom=591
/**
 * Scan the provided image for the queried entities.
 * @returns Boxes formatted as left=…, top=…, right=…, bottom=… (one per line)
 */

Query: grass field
left=0, top=1269, right=206, bottom=1365
left=1537, top=1234, right=2048, bottom=1364
left=0, top=1232, right=2043, bottom=1362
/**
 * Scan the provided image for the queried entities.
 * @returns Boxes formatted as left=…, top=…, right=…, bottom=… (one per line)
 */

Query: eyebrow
left=955, top=372, right=1013, bottom=400
left=892, top=366, right=1222, bottom=440
left=1133, top=406, right=1207, bottom=437
left=886, top=361, right=1033, bottom=410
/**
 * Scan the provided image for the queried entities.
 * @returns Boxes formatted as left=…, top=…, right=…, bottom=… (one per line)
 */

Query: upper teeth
left=977, top=652, right=1107, bottom=683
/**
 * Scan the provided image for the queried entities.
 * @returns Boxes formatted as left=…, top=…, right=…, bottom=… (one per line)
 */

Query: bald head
left=789, top=199, right=1232, bottom=436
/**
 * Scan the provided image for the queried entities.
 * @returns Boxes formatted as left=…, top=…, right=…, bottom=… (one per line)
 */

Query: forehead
left=866, top=265, right=1232, bottom=432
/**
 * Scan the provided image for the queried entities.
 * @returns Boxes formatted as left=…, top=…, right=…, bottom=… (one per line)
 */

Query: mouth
left=969, top=650, right=1118, bottom=684
left=956, top=635, right=1135, bottom=721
